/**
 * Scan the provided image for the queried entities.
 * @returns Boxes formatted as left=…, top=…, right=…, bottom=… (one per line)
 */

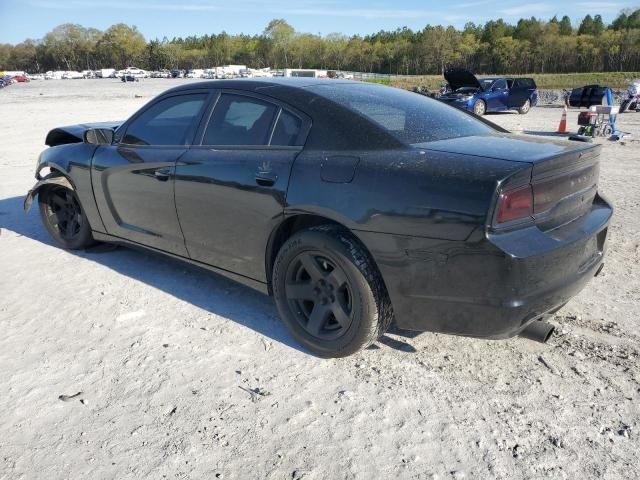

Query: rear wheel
left=473, top=100, right=486, bottom=116
left=518, top=99, right=531, bottom=114
left=39, top=186, right=95, bottom=249
left=272, top=225, right=392, bottom=357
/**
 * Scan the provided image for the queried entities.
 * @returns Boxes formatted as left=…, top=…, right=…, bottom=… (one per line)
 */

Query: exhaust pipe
left=520, top=320, right=555, bottom=343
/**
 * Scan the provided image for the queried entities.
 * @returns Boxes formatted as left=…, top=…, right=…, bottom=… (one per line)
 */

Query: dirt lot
left=0, top=79, right=638, bottom=480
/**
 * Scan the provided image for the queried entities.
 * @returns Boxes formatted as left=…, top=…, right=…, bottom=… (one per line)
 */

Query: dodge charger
left=25, top=79, right=612, bottom=357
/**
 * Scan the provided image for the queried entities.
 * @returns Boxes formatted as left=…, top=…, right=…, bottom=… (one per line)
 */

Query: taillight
left=495, top=185, right=533, bottom=224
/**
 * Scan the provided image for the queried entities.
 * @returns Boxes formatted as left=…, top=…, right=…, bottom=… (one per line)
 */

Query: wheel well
left=266, top=214, right=378, bottom=293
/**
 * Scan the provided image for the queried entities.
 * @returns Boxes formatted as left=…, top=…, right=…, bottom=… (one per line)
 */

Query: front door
left=487, top=79, right=509, bottom=111
left=92, top=92, right=209, bottom=255
left=175, top=91, right=308, bottom=281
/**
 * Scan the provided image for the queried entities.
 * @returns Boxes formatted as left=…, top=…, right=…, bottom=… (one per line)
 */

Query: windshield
left=479, top=79, right=495, bottom=91
left=309, top=83, right=495, bottom=144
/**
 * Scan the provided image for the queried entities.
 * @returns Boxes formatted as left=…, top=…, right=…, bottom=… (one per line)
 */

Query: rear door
left=174, top=91, right=310, bottom=281
left=508, top=78, right=537, bottom=109
left=91, top=91, right=210, bottom=255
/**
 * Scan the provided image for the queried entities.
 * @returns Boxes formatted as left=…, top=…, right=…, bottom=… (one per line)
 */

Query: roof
left=165, top=77, right=356, bottom=95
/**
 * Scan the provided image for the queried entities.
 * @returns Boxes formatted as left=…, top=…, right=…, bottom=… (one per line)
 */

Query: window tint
left=203, top=94, right=277, bottom=145
left=310, top=83, right=494, bottom=144
left=271, top=110, right=302, bottom=146
left=122, top=94, right=207, bottom=146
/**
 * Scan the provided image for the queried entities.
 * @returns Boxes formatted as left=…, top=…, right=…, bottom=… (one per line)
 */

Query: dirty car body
left=26, top=78, right=611, bottom=350
left=439, top=68, right=538, bottom=114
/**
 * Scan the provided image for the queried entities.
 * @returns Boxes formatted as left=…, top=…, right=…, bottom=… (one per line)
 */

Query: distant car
left=25, top=79, right=611, bottom=357
left=12, top=75, right=29, bottom=83
left=439, top=68, right=538, bottom=116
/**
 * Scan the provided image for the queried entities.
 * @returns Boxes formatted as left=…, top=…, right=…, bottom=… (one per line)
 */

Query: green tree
left=263, top=19, right=295, bottom=67
left=96, top=24, right=146, bottom=68
left=559, top=16, right=573, bottom=36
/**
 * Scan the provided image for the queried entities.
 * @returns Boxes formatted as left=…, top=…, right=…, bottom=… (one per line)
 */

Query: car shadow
left=0, top=195, right=416, bottom=355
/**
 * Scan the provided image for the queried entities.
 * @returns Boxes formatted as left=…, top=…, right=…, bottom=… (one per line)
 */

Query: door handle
left=154, top=168, right=172, bottom=181
left=255, top=173, right=277, bottom=187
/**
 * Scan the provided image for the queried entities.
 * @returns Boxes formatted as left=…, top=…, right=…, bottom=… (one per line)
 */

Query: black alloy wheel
left=285, top=251, right=354, bottom=340
left=46, top=188, right=82, bottom=240
left=39, top=186, right=95, bottom=249
left=272, top=225, right=393, bottom=357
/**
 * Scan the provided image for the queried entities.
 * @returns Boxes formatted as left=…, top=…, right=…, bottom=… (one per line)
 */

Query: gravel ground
left=0, top=79, right=638, bottom=480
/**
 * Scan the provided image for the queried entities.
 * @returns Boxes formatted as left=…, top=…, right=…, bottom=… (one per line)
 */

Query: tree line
left=1, top=10, right=640, bottom=75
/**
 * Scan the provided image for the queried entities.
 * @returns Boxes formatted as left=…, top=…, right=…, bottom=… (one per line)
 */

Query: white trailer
left=97, top=68, right=116, bottom=78
left=186, top=69, right=205, bottom=78
left=222, top=65, right=247, bottom=76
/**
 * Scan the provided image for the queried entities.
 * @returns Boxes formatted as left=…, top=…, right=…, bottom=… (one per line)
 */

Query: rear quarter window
left=310, top=83, right=495, bottom=144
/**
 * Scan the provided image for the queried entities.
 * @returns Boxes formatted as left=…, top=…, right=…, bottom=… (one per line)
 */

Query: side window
left=493, top=79, right=507, bottom=90
left=203, top=94, right=277, bottom=146
left=121, top=94, right=207, bottom=146
left=271, top=110, right=302, bottom=146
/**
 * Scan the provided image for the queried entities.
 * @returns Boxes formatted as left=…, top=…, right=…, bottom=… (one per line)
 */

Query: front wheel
left=272, top=225, right=392, bottom=357
left=39, top=186, right=96, bottom=249
left=518, top=99, right=531, bottom=114
left=473, top=100, right=486, bottom=116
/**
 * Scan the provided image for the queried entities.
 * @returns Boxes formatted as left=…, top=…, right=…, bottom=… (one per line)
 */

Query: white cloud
left=500, top=4, right=555, bottom=16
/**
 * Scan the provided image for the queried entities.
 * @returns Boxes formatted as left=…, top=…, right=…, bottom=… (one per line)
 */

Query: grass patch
left=370, top=72, right=640, bottom=91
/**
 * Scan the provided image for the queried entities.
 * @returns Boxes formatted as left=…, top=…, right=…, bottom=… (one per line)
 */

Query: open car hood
left=45, top=121, right=122, bottom=147
left=444, top=68, right=481, bottom=91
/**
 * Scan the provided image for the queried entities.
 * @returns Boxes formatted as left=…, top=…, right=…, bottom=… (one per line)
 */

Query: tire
left=473, top=100, right=486, bottom=116
left=518, top=99, right=531, bottom=114
left=38, top=186, right=96, bottom=250
left=272, top=225, right=393, bottom=357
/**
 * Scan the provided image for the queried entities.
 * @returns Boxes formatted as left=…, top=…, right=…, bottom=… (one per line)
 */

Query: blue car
left=439, top=68, right=538, bottom=116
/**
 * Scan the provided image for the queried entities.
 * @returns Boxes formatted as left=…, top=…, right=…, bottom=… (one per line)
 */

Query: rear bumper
left=357, top=194, right=612, bottom=338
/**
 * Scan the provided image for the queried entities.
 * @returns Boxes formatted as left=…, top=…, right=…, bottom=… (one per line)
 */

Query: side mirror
left=84, top=128, right=114, bottom=145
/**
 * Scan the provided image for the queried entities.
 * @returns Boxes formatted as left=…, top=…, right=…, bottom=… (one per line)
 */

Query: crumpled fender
left=24, top=174, right=74, bottom=213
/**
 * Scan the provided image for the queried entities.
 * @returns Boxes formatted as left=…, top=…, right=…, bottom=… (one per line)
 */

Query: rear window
left=309, top=83, right=494, bottom=144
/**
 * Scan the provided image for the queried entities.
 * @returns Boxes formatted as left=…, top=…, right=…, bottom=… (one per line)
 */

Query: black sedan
left=25, top=79, right=612, bottom=357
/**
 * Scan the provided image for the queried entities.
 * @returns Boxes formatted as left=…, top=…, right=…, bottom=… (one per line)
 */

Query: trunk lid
left=530, top=145, right=600, bottom=231
left=422, top=133, right=595, bottom=163
left=420, top=133, right=601, bottom=231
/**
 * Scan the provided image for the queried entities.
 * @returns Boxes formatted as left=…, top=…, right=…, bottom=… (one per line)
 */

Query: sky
left=0, top=0, right=638, bottom=44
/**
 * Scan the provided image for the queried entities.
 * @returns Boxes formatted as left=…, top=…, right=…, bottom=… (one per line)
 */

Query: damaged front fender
left=24, top=174, right=74, bottom=213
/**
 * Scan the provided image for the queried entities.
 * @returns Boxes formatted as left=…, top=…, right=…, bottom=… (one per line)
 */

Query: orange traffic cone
left=557, top=105, right=568, bottom=133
